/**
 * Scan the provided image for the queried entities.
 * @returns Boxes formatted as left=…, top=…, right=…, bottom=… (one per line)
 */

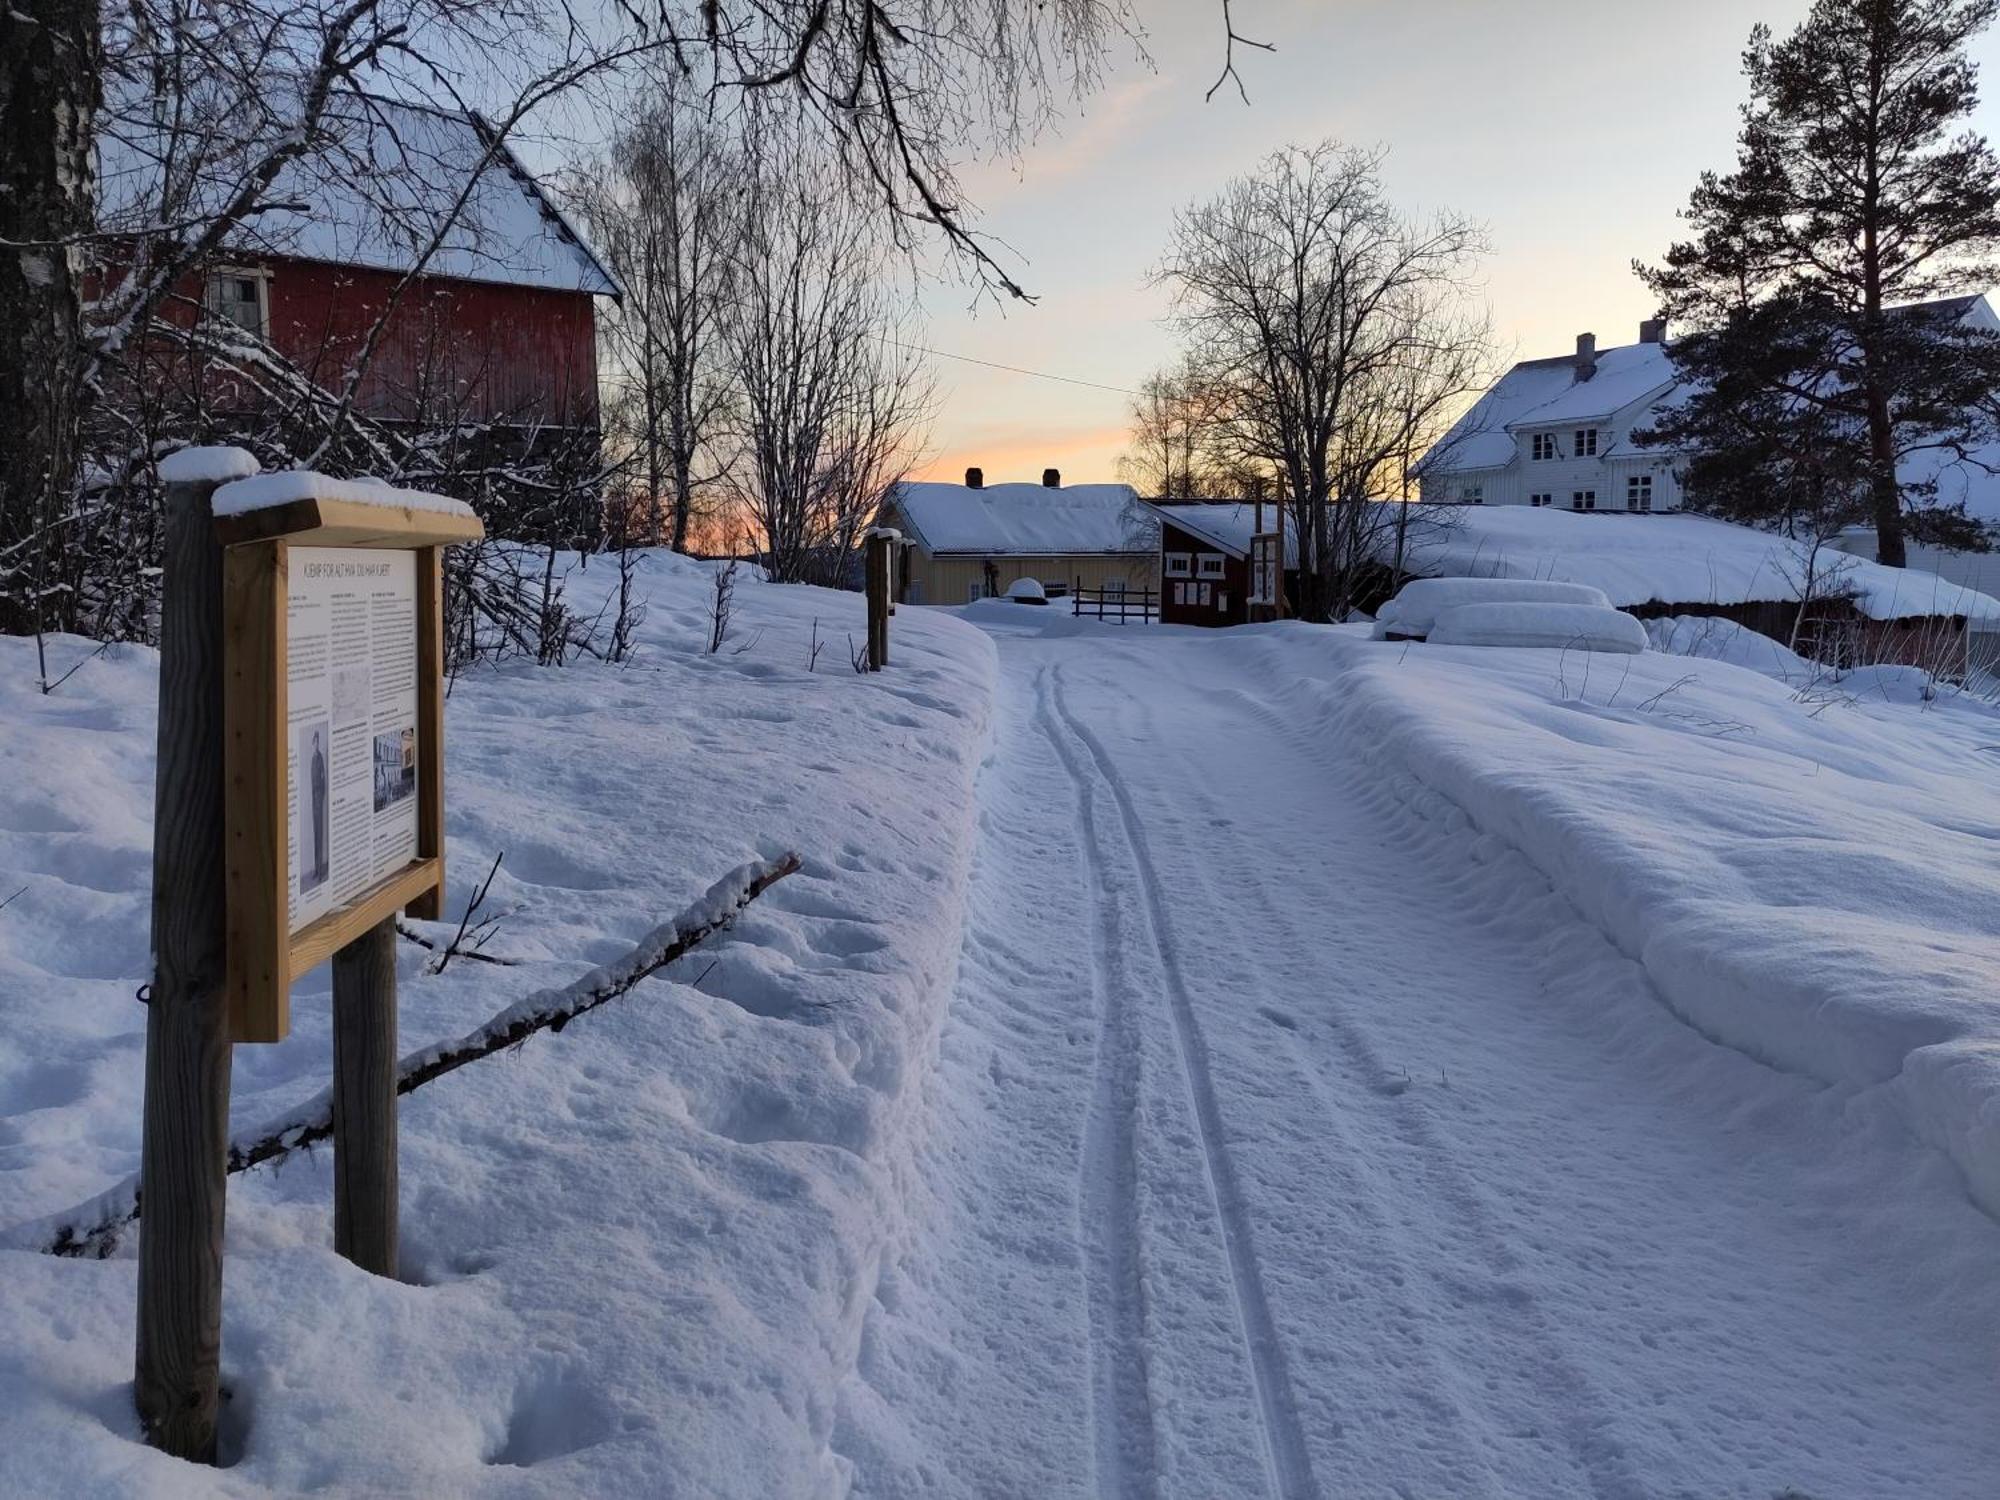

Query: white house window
left=1571, top=490, right=1596, bottom=511
left=1460, top=483, right=1484, bottom=504
left=1165, top=552, right=1192, bottom=578
left=1196, top=553, right=1226, bottom=579
left=204, top=269, right=269, bottom=338
left=1530, top=493, right=1552, bottom=507
left=1531, top=433, right=1558, bottom=461
left=1626, top=475, right=1653, bottom=511
left=1575, top=428, right=1599, bottom=457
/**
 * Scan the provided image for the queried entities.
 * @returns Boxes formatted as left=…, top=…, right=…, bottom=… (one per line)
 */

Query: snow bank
left=212, top=470, right=477, bottom=518
left=1233, top=624, right=2000, bottom=1221
left=1428, top=601, right=1647, bottom=652
left=156, top=445, right=260, bottom=484
left=1396, top=505, right=2000, bottom=624
left=0, top=553, right=996, bottom=1495
left=1642, top=614, right=1816, bottom=681
left=1377, top=576, right=1611, bottom=637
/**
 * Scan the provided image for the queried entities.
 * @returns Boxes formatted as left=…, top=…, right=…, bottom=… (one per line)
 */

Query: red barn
left=1144, top=501, right=1300, bottom=626
left=102, top=99, right=619, bottom=450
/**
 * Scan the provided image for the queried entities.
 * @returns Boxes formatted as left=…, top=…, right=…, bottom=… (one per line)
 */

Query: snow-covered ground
left=0, top=554, right=994, bottom=1496
left=6, top=569, right=2000, bottom=1497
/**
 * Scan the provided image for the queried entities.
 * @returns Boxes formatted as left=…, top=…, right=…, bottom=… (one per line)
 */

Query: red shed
left=1145, top=501, right=1300, bottom=626
left=102, top=98, right=620, bottom=442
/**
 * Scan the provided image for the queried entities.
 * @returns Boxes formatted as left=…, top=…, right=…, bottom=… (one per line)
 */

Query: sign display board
left=286, top=548, right=421, bottom=934
left=215, top=489, right=483, bottom=1043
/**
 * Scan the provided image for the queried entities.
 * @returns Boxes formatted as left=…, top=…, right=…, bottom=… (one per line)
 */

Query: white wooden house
left=1419, top=297, right=2000, bottom=531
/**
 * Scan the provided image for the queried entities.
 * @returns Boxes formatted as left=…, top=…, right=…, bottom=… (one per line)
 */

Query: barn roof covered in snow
left=1393, top=504, right=2000, bottom=622
left=98, top=96, right=620, bottom=297
left=886, top=481, right=1154, bottom=557
left=1144, top=501, right=1301, bottom=565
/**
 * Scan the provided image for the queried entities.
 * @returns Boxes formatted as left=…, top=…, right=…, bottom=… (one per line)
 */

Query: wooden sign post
left=864, top=528, right=895, bottom=670
left=137, top=457, right=480, bottom=1461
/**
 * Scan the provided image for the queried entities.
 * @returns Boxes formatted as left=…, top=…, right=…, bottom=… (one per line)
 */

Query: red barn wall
left=263, top=257, right=600, bottom=427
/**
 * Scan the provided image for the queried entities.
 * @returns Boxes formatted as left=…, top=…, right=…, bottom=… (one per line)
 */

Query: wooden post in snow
left=136, top=460, right=242, bottom=1463
left=865, top=530, right=893, bottom=670
left=331, top=915, right=399, bottom=1277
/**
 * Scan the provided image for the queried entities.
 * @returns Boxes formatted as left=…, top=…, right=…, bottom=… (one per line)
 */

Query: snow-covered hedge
left=1427, top=601, right=1648, bottom=653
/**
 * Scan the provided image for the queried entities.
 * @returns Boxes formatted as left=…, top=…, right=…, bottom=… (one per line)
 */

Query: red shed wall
left=263, top=257, right=600, bottom=426
left=1159, top=519, right=1248, bottom=627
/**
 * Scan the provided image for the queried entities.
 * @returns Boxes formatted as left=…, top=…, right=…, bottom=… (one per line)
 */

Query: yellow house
left=874, top=469, right=1157, bottom=605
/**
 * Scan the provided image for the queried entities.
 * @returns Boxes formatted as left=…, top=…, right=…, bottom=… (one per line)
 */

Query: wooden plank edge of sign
left=284, top=857, right=443, bottom=1000
left=214, top=495, right=485, bottom=550
left=408, top=546, right=447, bottom=921
left=223, top=541, right=289, bottom=1044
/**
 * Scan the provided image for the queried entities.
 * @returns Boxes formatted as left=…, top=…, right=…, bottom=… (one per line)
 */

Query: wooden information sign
left=217, top=494, right=483, bottom=1042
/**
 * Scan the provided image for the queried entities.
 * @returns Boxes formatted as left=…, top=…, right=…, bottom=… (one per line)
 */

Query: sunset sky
left=906, top=0, right=2000, bottom=488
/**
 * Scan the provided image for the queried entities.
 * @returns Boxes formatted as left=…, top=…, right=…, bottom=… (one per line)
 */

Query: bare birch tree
left=725, top=142, right=934, bottom=585
left=1156, top=141, right=1489, bottom=621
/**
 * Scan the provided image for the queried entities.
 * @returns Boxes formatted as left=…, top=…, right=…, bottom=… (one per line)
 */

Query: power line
left=880, top=337, right=1137, bottom=397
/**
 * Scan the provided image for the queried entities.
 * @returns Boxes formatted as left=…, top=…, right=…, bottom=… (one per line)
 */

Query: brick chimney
left=965, top=466, right=984, bottom=489
left=1042, top=467, right=1061, bottom=488
left=1639, top=317, right=1667, bottom=345
left=1575, top=332, right=1598, bottom=381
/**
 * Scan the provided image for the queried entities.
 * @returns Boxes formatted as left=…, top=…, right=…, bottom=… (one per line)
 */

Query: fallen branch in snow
left=13, top=854, right=800, bottom=1260
left=397, top=851, right=510, bottom=973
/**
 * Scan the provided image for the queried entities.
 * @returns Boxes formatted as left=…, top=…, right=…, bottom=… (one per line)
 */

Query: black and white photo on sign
left=296, top=718, right=330, bottom=893
left=373, top=725, right=416, bottom=811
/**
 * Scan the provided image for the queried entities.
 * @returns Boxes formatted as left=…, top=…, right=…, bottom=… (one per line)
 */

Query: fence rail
left=1071, top=582, right=1158, bottom=624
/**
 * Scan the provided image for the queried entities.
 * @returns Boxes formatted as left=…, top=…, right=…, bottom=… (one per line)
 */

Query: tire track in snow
left=1048, top=666, right=1321, bottom=1500
left=1032, top=666, right=1161, bottom=1500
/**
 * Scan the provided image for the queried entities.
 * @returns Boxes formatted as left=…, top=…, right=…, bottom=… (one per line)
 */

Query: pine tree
left=1640, top=0, right=2000, bottom=565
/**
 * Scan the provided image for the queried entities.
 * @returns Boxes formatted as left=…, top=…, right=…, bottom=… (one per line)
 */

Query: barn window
left=1197, top=553, right=1225, bottom=579
left=966, top=580, right=987, bottom=602
left=1530, top=493, right=1552, bottom=507
left=1531, top=433, right=1558, bottom=461
left=1165, top=552, right=1192, bottom=578
left=1571, top=490, right=1596, bottom=510
left=1460, top=483, right=1484, bottom=504
left=204, top=268, right=269, bottom=338
left=1626, top=475, right=1653, bottom=511
left=1173, top=581, right=1189, bottom=605
left=1575, top=428, right=1599, bottom=457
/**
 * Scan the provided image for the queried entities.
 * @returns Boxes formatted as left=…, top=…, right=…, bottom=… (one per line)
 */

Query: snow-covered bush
left=1374, top=576, right=1611, bottom=639
left=1427, top=601, right=1648, bottom=653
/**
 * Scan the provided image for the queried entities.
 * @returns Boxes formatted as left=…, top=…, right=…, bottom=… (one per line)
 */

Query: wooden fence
left=1072, top=582, right=1159, bottom=624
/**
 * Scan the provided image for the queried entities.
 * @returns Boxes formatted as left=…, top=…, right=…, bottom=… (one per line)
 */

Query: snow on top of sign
left=157, top=446, right=262, bottom=483
left=890, top=480, right=1153, bottom=556
left=212, top=470, right=478, bottom=519
left=1395, top=504, right=2000, bottom=622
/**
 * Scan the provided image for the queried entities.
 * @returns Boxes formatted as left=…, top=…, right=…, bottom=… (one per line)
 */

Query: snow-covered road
left=837, top=623, right=2000, bottom=1500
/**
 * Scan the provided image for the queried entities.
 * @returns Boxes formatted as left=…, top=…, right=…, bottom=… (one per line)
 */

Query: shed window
left=1532, top=433, right=1558, bottom=461
left=204, top=269, right=269, bottom=338
left=1165, top=552, right=1192, bottom=578
left=1197, top=582, right=1212, bottom=606
left=1575, top=428, right=1599, bottom=457
left=1571, top=490, right=1596, bottom=511
left=1217, top=591, right=1230, bottom=613
left=1197, top=553, right=1226, bottom=579
left=1173, top=581, right=1189, bottom=605
left=1626, top=475, right=1653, bottom=511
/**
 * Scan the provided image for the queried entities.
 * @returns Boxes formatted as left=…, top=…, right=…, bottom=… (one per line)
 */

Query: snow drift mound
left=1240, top=625, right=2000, bottom=1223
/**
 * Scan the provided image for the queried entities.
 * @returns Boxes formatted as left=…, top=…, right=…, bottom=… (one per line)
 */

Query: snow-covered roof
left=1395, top=504, right=2000, bottom=622
left=99, top=96, right=619, bottom=297
left=1423, top=343, right=1681, bottom=474
left=1144, top=502, right=1302, bottom=566
left=887, top=481, right=1153, bottom=557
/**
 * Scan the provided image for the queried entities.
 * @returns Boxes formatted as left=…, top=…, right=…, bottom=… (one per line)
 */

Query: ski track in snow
left=1045, top=666, right=1319, bottom=1500
left=1035, top=666, right=1160, bottom=1500
left=844, top=618, right=2000, bottom=1500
